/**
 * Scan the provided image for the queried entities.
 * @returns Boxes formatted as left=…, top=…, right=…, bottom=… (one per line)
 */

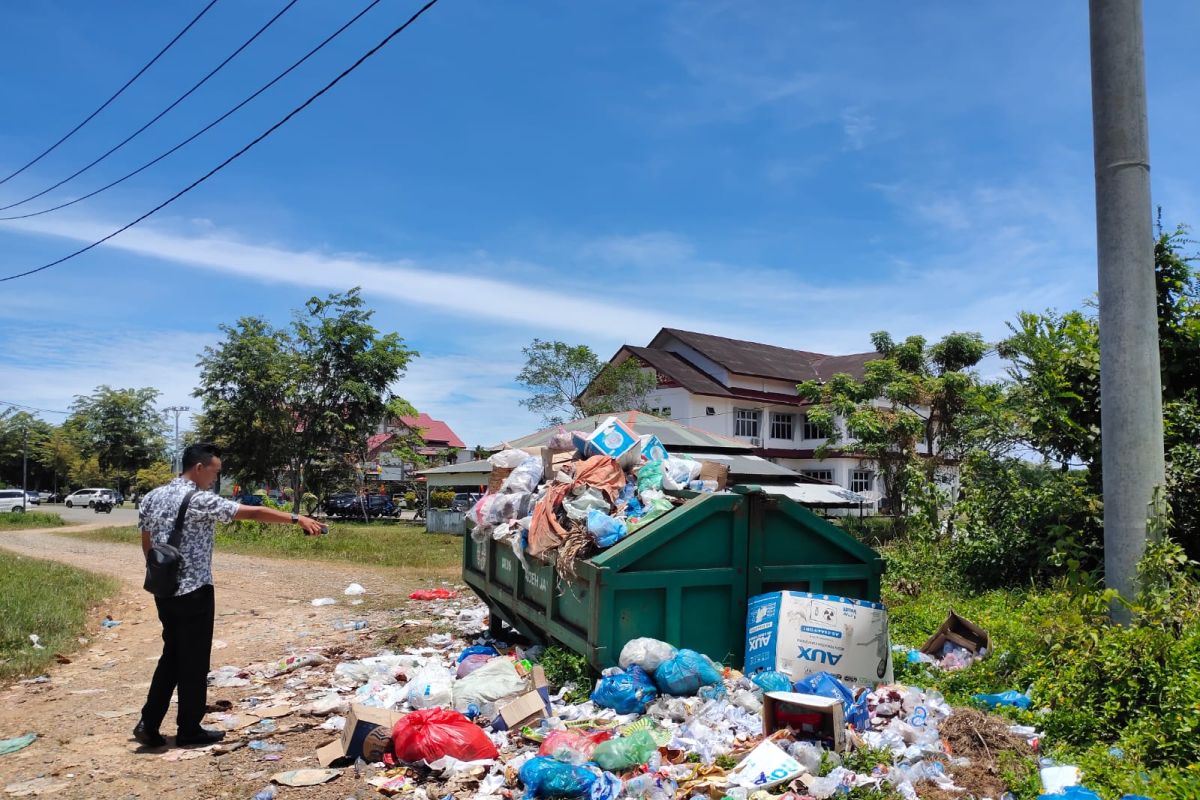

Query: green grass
left=0, top=551, right=120, bottom=679
left=0, top=511, right=65, bottom=530
left=61, top=520, right=462, bottom=572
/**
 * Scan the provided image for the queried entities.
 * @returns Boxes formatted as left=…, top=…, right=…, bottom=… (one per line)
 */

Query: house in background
left=596, top=328, right=895, bottom=506
left=364, top=413, right=466, bottom=484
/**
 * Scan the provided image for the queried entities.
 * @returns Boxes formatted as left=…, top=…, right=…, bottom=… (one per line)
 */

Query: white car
left=64, top=488, right=112, bottom=508
left=0, top=489, right=27, bottom=513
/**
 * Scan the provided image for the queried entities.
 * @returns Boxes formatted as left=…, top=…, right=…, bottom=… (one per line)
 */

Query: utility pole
left=22, top=425, right=28, bottom=506
left=163, top=406, right=190, bottom=474
left=1088, top=0, right=1165, bottom=623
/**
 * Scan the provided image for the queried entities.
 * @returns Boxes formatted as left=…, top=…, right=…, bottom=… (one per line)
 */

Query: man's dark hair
left=181, top=442, right=222, bottom=472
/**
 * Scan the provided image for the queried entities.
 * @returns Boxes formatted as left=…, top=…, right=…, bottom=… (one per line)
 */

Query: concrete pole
left=1088, top=0, right=1165, bottom=623
left=163, top=406, right=190, bottom=474
left=22, top=426, right=28, bottom=504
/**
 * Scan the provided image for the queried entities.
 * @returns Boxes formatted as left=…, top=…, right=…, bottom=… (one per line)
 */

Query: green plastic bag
left=637, top=460, right=664, bottom=494
left=591, top=729, right=658, bottom=772
left=629, top=497, right=673, bottom=532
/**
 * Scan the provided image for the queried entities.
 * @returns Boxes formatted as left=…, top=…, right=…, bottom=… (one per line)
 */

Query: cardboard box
left=543, top=450, right=575, bottom=481
left=492, top=666, right=551, bottom=731
left=487, top=466, right=514, bottom=494
left=920, top=609, right=990, bottom=659
left=639, top=435, right=670, bottom=463
left=762, top=691, right=846, bottom=752
left=317, top=704, right=404, bottom=767
left=728, top=739, right=806, bottom=789
left=582, top=416, right=639, bottom=460
left=698, top=460, right=730, bottom=490
left=744, top=591, right=893, bottom=687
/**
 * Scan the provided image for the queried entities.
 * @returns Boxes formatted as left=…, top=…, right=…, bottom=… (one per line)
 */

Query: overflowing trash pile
left=468, top=416, right=726, bottom=579
left=194, top=587, right=1124, bottom=800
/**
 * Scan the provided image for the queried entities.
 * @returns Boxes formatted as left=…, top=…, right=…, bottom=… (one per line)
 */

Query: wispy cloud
left=840, top=107, right=875, bottom=151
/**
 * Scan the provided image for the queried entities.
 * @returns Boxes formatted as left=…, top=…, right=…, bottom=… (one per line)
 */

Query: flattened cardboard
left=763, top=691, right=846, bottom=752
left=493, top=666, right=550, bottom=731
left=317, top=704, right=404, bottom=767
left=698, top=460, right=730, bottom=490
left=919, top=609, right=990, bottom=658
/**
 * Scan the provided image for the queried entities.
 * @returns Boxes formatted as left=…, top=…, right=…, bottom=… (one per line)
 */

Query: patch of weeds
left=538, top=646, right=595, bottom=704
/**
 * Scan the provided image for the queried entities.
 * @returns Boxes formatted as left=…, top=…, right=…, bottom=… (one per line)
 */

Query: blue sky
left=2, top=1, right=1198, bottom=446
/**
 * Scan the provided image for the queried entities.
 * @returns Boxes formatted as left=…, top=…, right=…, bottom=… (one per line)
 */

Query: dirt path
left=0, top=526, right=462, bottom=799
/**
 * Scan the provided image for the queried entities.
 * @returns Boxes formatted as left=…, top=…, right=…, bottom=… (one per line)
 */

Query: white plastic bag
left=452, top=657, right=529, bottom=713
left=661, top=457, right=702, bottom=491
left=500, top=454, right=544, bottom=494
left=407, top=666, right=455, bottom=709
left=619, top=638, right=678, bottom=673
left=488, top=449, right=529, bottom=469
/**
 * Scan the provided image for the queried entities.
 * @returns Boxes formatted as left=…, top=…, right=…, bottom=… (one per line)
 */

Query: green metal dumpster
left=462, top=485, right=884, bottom=671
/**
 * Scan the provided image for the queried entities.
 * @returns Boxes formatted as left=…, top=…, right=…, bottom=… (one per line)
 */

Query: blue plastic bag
left=589, top=772, right=623, bottom=800
left=974, top=689, right=1032, bottom=710
left=792, top=671, right=870, bottom=731
left=750, top=670, right=793, bottom=694
left=1038, top=787, right=1102, bottom=800
left=654, top=649, right=724, bottom=697
left=457, top=644, right=500, bottom=663
left=587, top=509, right=629, bottom=549
left=591, top=665, right=658, bottom=714
left=520, top=756, right=598, bottom=798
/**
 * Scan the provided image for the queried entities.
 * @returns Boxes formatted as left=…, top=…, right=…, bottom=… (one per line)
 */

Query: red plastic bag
left=538, top=729, right=613, bottom=762
left=392, top=708, right=499, bottom=763
left=408, top=589, right=458, bottom=600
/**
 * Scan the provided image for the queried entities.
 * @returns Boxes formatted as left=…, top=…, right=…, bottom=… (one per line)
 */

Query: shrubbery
left=429, top=489, right=454, bottom=509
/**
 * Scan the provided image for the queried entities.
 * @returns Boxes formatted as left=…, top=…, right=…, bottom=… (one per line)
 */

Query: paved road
left=38, top=502, right=139, bottom=526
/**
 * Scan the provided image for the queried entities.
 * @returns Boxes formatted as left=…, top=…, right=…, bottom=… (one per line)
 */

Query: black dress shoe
left=132, top=720, right=166, bottom=748
left=175, top=727, right=225, bottom=746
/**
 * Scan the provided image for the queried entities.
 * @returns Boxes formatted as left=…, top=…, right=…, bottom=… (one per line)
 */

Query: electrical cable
left=0, top=0, right=299, bottom=212
left=0, top=0, right=220, bottom=187
left=0, top=399, right=71, bottom=415
left=0, top=0, right=386, bottom=222
left=0, top=0, right=441, bottom=283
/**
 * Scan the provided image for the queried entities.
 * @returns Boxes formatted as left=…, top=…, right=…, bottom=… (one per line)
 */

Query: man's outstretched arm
left=232, top=504, right=325, bottom=536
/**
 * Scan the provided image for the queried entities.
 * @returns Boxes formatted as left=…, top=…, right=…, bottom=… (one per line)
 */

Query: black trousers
left=141, top=583, right=214, bottom=734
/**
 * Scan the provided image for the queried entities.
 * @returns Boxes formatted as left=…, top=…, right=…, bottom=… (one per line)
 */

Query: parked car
left=0, top=489, right=27, bottom=513
left=64, top=488, right=113, bottom=508
left=24, top=491, right=41, bottom=506
left=323, top=493, right=396, bottom=519
left=235, top=493, right=264, bottom=506
left=450, top=492, right=482, bottom=513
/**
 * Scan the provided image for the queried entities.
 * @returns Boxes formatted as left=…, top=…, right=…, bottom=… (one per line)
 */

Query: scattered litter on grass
left=0, top=734, right=36, bottom=756
left=312, top=597, right=337, bottom=606
left=344, top=583, right=367, bottom=596
left=100, top=616, right=121, bottom=628
left=28, top=634, right=43, bottom=650
left=270, top=768, right=341, bottom=786
left=409, top=589, right=458, bottom=600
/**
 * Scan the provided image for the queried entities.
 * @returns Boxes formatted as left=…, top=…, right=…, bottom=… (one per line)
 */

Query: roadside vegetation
left=63, top=520, right=462, bottom=573
left=0, top=511, right=65, bottom=531
left=0, top=551, right=119, bottom=679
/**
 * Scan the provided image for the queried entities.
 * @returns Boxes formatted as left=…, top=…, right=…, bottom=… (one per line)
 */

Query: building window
left=850, top=470, right=873, bottom=493
left=801, top=469, right=834, bottom=483
left=734, top=408, right=761, bottom=438
left=705, top=407, right=716, bottom=416
left=649, top=406, right=672, bottom=418
left=802, top=414, right=830, bottom=440
left=770, top=412, right=795, bottom=440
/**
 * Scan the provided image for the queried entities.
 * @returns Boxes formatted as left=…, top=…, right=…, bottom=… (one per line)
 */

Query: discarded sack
left=519, top=756, right=598, bottom=798
left=590, top=666, right=658, bottom=715
left=451, top=657, right=528, bottom=713
left=750, top=670, right=794, bottom=694
left=391, top=708, right=499, bottom=764
left=654, top=649, right=723, bottom=697
left=538, top=730, right=612, bottom=763
left=974, top=689, right=1032, bottom=710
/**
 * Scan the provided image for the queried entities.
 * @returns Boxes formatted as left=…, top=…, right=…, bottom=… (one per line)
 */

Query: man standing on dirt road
left=133, top=442, right=325, bottom=748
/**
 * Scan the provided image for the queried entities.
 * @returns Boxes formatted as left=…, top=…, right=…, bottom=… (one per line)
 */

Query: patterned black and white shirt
left=139, top=477, right=240, bottom=596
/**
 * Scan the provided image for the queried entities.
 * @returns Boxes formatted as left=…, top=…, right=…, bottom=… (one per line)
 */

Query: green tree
left=0, top=411, right=53, bottom=488
left=34, top=426, right=82, bottom=496
left=797, top=331, right=989, bottom=532
left=517, top=339, right=656, bottom=425
left=134, top=462, right=176, bottom=493
left=66, top=386, right=166, bottom=493
left=195, top=288, right=419, bottom=513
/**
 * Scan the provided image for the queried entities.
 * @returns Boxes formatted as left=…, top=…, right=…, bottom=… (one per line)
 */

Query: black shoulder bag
left=143, top=489, right=197, bottom=598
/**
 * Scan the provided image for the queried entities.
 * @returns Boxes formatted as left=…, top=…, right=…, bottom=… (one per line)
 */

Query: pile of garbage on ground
left=468, top=416, right=726, bottom=579
left=194, top=588, right=1148, bottom=800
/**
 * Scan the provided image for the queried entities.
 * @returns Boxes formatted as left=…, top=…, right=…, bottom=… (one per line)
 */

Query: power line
left=0, top=0, right=299, bottom=213
left=0, top=0, right=441, bottom=283
left=0, top=399, right=71, bottom=415
left=0, top=0, right=386, bottom=223
left=0, top=0, right=220, bottom=188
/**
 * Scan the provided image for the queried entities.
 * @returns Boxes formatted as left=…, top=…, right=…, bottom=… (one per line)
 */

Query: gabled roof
left=366, top=432, right=394, bottom=456
left=497, top=410, right=751, bottom=453
left=396, top=413, right=466, bottom=449
left=621, top=346, right=731, bottom=397
left=652, top=328, right=878, bottom=383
